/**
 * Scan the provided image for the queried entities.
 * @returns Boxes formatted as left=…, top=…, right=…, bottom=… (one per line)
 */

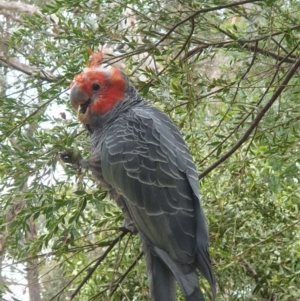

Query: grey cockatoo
left=60, top=51, right=216, bottom=301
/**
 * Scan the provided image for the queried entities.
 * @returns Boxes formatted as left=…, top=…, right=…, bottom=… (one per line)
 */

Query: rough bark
left=26, top=220, right=42, bottom=301
left=0, top=256, right=4, bottom=300
left=0, top=0, right=40, bottom=14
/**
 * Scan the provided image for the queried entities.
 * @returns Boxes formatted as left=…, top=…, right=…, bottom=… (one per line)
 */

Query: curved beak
left=70, top=83, right=89, bottom=111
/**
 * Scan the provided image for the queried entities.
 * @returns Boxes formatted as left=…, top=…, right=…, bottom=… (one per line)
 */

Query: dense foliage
left=1, top=0, right=300, bottom=300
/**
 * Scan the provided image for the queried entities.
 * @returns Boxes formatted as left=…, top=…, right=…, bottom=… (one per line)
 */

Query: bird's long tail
left=154, top=247, right=206, bottom=301
left=194, top=197, right=216, bottom=300
left=140, top=234, right=176, bottom=301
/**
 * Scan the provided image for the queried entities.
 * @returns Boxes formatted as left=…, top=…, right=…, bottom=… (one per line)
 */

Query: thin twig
left=136, top=0, right=263, bottom=88
left=0, top=82, right=67, bottom=140
left=199, top=41, right=259, bottom=161
left=241, top=260, right=257, bottom=276
left=139, top=17, right=195, bottom=90
left=108, top=252, right=143, bottom=298
left=199, top=50, right=281, bottom=162
left=70, top=230, right=129, bottom=300
left=185, top=20, right=299, bottom=63
left=154, top=0, right=263, bottom=49
left=199, top=53, right=300, bottom=179
left=227, top=218, right=300, bottom=264
left=48, top=230, right=128, bottom=301
left=89, top=251, right=143, bottom=301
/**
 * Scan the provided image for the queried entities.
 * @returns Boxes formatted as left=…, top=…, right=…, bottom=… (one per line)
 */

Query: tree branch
left=199, top=41, right=259, bottom=163
left=199, top=51, right=300, bottom=180
left=154, top=0, right=263, bottom=49
left=69, top=230, right=129, bottom=300
left=227, top=217, right=300, bottom=263
left=0, top=0, right=40, bottom=15
left=138, top=17, right=196, bottom=89
left=185, top=40, right=296, bottom=64
left=108, top=252, right=143, bottom=299
left=241, top=260, right=257, bottom=276
left=90, top=251, right=143, bottom=301
left=0, top=54, right=56, bottom=82
left=0, top=10, right=21, bottom=22
left=0, top=83, right=67, bottom=140
left=215, top=24, right=297, bottom=64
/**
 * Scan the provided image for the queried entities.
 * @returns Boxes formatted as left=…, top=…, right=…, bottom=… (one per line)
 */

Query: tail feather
left=193, top=192, right=216, bottom=300
left=154, top=246, right=206, bottom=301
left=140, top=234, right=176, bottom=301
left=185, top=289, right=206, bottom=301
left=176, top=271, right=205, bottom=301
left=196, top=249, right=216, bottom=299
left=150, top=252, right=176, bottom=301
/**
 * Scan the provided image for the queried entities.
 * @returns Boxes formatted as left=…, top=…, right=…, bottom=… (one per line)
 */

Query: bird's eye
left=92, top=83, right=100, bottom=91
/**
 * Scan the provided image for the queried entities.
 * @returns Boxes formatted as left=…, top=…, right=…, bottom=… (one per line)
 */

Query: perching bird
left=61, top=51, right=216, bottom=301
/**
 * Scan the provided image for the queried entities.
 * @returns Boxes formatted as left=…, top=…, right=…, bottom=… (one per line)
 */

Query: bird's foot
left=59, top=149, right=89, bottom=169
left=120, top=218, right=138, bottom=235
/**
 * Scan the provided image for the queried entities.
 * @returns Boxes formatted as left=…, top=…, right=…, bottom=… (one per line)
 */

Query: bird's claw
left=59, top=149, right=82, bottom=169
left=120, top=218, right=138, bottom=235
left=59, top=150, right=74, bottom=164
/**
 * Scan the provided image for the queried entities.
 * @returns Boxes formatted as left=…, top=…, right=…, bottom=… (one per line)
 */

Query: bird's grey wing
left=100, top=107, right=215, bottom=299
left=101, top=109, right=197, bottom=262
